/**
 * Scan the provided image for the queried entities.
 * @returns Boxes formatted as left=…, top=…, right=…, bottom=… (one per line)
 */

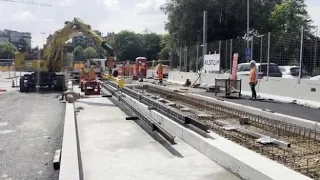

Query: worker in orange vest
left=139, top=61, right=144, bottom=82
left=156, top=60, right=163, bottom=84
left=88, top=66, right=96, bottom=81
left=249, top=60, right=258, bottom=100
left=79, top=67, right=86, bottom=88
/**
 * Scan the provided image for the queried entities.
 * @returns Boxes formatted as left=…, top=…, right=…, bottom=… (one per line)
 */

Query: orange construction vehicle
left=80, top=66, right=101, bottom=95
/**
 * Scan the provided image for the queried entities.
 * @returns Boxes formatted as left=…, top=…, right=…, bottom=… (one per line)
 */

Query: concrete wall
left=168, top=71, right=320, bottom=102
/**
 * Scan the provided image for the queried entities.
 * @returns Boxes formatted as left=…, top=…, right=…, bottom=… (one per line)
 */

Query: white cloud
left=135, top=0, right=164, bottom=14
left=0, top=0, right=167, bottom=48
left=2, top=0, right=317, bottom=49
left=11, top=11, right=37, bottom=23
left=306, top=1, right=320, bottom=29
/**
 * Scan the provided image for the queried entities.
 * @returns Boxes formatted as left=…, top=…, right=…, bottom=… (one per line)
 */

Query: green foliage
left=83, top=47, right=98, bottom=59
left=159, top=47, right=170, bottom=60
left=0, top=42, right=17, bottom=58
left=270, top=0, right=312, bottom=34
left=73, top=46, right=84, bottom=61
left=311, top=67, right=320, bottom=76
left=111, top=30, right=144, bottom=60
left=142, top=32, right=161, bottom=61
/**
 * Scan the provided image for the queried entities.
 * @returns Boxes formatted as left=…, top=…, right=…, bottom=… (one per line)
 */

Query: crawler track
left=139, top=84, right=320, bottom=180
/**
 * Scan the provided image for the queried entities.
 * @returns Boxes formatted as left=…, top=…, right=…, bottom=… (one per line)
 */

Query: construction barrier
left=0, top=66, right=14, bottom=71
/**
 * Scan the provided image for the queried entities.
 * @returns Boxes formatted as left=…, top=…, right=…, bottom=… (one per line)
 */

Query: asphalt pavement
left=0, top=89, right=65, bottom=180
left=197, top=92, right=320, bottom=122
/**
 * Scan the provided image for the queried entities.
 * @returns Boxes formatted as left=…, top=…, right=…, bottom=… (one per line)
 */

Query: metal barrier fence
left=171, top=28, right=320, bottom=77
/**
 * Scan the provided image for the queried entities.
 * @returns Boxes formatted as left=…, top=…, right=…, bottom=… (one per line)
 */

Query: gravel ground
left=0, top=88, right=65, bottom=180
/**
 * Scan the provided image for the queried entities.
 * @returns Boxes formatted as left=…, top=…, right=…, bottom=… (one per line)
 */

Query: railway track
left=102, top=81, right=320, bottom=180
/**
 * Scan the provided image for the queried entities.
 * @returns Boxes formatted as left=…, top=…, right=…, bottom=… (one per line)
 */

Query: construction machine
left=14, top=17, right=115, bottom=92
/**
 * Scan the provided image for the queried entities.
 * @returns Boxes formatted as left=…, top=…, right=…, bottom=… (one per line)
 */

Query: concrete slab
left=75, top=96, right=240, bottom=180
left=122, top=90, right=312, bottom=180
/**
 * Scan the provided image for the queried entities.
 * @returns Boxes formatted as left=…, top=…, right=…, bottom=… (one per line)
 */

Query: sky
left=0, top=0, right=319, bottom=48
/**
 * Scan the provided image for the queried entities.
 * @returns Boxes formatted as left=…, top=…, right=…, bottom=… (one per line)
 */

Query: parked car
left=279, top=66, right=310, bottom=79
left=310, top=75, right=320, bottom=80
left=236, top=62, right=282, bottom=77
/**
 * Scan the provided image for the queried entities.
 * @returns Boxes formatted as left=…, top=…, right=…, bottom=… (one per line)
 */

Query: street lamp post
left=247, top=0, right=250, bottom=49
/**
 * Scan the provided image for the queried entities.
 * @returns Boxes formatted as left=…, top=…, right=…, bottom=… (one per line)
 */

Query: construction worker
left=80, top=67, right=86, bottom=80
left=249, top=60, right=258, bottom=100
left=88, top=66, right=96, bottom=81
left=156, top=60, right=164, bottom=84
left=139, top=61, right=144, bottom=82
left=79, top=67, right=86, bottom=89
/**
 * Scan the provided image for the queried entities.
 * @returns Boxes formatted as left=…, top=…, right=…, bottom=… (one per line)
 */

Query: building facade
left=72, top=33, right=94, bottom=47
left=0, top=29, right=32, bottom=47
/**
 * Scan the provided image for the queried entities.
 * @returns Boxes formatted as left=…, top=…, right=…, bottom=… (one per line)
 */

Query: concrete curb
left=123, top=92, right=312, bottom=180
left=59, top=81, right=80, bottom=180
left=189, top=93, right=320, bottom=135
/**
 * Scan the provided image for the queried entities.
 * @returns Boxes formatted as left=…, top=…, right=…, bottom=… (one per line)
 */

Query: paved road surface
left=198, top=92, right=320, bottom=122
left=0, top=89, right=65, bottom=180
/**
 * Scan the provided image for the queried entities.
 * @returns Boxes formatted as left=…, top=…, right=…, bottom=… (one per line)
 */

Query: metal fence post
left=230, top=39, right=233, bottom=72
left=185, top=47, right=188, bottom=72
left=314, top=26, right=318, bottom=73
left=251, top=38, right=254, bottom=61
left=298, top=26, right=304, bottom=84
left=267, top=32, right=271, bottom=80
left=225, top=40, right=228, bottom=70
left=196, top=44, right=199, bottom=72
left=179, top=47, right=182, bottom=71
left=260, top=36, right=263, bottom=67
left=219, top=41, right=221, bottom=73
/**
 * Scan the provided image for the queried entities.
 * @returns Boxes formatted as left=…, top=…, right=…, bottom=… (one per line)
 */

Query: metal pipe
left=298, top=26, right=304, bottom=84
left=203, top=11, right=207, bottom=58
left=267, top=32, right=271, bottom=79
left=247, top=0, right=250, bottom=49
left=314, top=26, right=318, bottom=72
left=230, top=39, right=233, bottom=73
left=196, top=44, right=199, bottom=72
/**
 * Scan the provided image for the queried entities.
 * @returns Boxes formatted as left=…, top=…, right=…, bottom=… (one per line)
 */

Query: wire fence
left=170, top=28, right=320, bottom=77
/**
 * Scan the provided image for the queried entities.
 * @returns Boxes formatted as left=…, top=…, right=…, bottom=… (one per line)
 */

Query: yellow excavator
left=14, top=17, right=115, bottom=92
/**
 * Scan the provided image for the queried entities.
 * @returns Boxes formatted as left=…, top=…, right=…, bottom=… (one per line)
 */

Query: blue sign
left=245, top=48, right=251, bottom=60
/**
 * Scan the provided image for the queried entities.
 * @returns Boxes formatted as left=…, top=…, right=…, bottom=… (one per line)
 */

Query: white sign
left=203, top=54, right=220, bottom=72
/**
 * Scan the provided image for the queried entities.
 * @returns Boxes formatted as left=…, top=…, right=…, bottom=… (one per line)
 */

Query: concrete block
left=59, top=103, right=80, bottom=180
left=168, top=71, right=320, bottom=103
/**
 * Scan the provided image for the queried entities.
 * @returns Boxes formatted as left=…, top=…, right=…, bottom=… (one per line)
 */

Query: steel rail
left=102, top=83, right=176, bottom=144
left=103, top=80, right=209, bottom=133
left=145, top=85, right=320, bottom=141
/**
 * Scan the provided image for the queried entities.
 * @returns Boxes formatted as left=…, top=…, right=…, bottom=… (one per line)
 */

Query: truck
left=14, top=18, right=115, bottom=92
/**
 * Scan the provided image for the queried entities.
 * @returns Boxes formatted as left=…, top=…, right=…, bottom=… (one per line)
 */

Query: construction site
left=1, top=0, right=320, bottom=180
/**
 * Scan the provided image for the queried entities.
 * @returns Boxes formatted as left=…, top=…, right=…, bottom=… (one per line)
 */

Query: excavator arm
left=42, top=17, right=114, bottom=72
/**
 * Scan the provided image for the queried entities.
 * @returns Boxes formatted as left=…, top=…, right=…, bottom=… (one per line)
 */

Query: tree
left=0, top=42, right=17, bottom=59
left=142, top=32, right=161, bottom=61
left=111, top=30, right=144, bottom=61
left=159, top=47, right=170, bottom=60
left=74, top=46, right=84, bottom=61
left=161, top=0, right=282, bottom=45
left=269, top=0, right=313, bottom=66
left=270, top=0, right=312, bottom=34
left=83, top=47, right=98, bottom=59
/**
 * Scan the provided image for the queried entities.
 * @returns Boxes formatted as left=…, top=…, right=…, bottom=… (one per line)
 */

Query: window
left=237, top=64, right=250, bottom=72
left=259, top=64, right=281, bottom=74
left=290, top=67, right=309, bottom=77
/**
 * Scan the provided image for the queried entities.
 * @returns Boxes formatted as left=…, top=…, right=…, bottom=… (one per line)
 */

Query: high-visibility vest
left=88, top=69, right=96, bottom=80
left=157, top=70, right=163, bottom=80
left=80, top=69, right=86, bottom=79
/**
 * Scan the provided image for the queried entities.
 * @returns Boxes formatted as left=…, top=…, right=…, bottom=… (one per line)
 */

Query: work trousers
left=249, top=82, right=257, bottom=99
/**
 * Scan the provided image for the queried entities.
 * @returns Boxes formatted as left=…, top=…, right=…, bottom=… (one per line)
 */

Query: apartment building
left=0, top=29, right=32, bottom=47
